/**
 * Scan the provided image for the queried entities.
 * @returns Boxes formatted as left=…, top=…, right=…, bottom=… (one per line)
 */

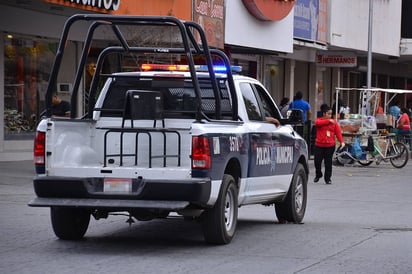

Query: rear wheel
left=357, top=159, right=373, bottom=166
left=336, top=145, right=354, bottom=165
left=51, top=207, right=90, bottom=240
left=275, top=163, right=307, bottom=223
left=388, top=142, right=409, bottom=168
left=202, top=174, right=238, bottom=244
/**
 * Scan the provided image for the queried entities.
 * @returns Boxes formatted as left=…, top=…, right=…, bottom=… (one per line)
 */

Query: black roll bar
left=45, top=14, right=239, bottom=121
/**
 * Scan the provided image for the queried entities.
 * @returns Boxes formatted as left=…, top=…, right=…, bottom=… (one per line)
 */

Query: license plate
left=103, top=178, right=132, bottom=193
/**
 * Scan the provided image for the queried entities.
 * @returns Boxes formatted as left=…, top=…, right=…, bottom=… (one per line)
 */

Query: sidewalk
left=0, top=150, right=32, bottom=162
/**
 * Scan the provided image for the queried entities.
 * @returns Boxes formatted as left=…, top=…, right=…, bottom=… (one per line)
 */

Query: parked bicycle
left=335, top=132, right=409, bottom=168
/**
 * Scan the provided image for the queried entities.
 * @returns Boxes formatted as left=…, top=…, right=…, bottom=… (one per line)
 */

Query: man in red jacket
left=314, top=104, right=345, bottom=184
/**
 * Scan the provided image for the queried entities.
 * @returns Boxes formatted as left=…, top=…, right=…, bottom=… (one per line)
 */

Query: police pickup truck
left=29, top=15, right=309, bottom=244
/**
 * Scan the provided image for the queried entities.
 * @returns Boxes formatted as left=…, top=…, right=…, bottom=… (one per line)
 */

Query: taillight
left=192, top=136, right=211, bottom=169
left=34, top=131, right=46, bottom=165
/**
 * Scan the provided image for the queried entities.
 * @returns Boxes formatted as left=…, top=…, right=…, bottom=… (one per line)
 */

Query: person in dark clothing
left=397, top=107, right=411, bottom=138
left=279, top=97, right=290, bottom=117
left=314, top=104, right=345, bottom=184
left=51, top=95, right=71, bottom=117
left=288, top=91, right=311, bottom=122
left=332, top=97, right=344, bottom=119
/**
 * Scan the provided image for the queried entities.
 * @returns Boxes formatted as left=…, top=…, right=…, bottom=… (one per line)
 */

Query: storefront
left=3, top=33, right=58, bottom=140
left=8, top=1, right=406, bottom=158
left=0, top=4, right=71, bottom=154
left=0, top=0, right=222, bottom=155
left=0, top=0, right=295, bottom=156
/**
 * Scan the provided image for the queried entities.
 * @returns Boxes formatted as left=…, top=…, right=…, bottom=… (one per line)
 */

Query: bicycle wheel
left=358, top=159, right=373, bottom=166
left=335, top=145, right=354, bottom=165
left=388, top=142, right=409, bottom=168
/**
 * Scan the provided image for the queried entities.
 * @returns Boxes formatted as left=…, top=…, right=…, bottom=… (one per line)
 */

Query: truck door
left=239, top=82, right=293, bottom=202
left=252, top=84, right=295, bottom=176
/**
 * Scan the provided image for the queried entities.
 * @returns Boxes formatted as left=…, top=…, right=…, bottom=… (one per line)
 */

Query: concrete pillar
left=0, top=32, right=4, bottom=152
left=308, top=62, right=317, bottom=121
left=284, top=59, right=295, bottom=100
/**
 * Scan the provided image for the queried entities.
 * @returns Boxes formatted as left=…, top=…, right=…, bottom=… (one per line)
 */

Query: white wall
left=225, top=1, right=294, bottom=53
left=329, top=0, right=401, bottom=56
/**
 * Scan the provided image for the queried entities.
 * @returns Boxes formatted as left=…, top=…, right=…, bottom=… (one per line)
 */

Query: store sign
left=45, top=0, right=121, bottom=11
left=43, top=0, right=191, bottom=19
left=193, top=0, right=225, bottom=49
left=317, top=52, right=357, bottom=67
left=293, top=0, right=327, bottom=44
left=69, top=0, right=120, bottom=10
left=242, top=0, right=295, bottom=21
left=294, top=0, right=318, bottom=42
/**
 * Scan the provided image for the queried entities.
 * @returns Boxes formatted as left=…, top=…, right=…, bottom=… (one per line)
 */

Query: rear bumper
left=28, top=197, right=189, bottom=211
left=31, top=176, right=211, bottom=209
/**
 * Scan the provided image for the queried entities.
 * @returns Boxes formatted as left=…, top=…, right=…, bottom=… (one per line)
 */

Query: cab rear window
left=98, top=76, right=232, bottom=118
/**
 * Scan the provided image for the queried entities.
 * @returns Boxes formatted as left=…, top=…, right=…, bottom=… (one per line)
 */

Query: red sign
left=242, top=0, right=295, bottom=21
left=317, top=52, right=357, bottom=67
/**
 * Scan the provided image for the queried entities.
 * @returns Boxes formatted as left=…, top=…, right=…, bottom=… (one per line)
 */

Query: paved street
left=1, top=159, right=412, bottom=274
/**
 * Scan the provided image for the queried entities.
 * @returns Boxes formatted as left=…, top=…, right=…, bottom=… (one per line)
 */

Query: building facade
left=0, top=0, right=411, bottom=157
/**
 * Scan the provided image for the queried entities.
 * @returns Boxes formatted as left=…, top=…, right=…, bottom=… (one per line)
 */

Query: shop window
left=3, top=33, right=58, bottom=140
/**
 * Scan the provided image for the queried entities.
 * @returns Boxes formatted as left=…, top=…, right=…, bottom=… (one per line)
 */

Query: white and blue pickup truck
left=29, top=15, right=309, bottom=244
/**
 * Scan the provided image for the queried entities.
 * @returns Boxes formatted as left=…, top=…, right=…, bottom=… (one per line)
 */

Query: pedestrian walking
left=314, top=104, right=345, bottom=184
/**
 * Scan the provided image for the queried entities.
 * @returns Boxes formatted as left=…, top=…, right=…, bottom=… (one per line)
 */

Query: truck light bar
left=141, top=64, right=242, bottom=73
left=194, top=65, right=242, bottom=73
left=141, top=64, right=189, bottom=71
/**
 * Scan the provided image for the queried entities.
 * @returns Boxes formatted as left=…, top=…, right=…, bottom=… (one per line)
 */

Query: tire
left=202, top=174, right=238, bottom=245
left=51, top=207, right=90, bottom=240
left=275, top=163, right=307, bottom=223
left=358, top=159, right=373, bottom=166
left=388, top=142, right=409, bottom=168
left=336, top=145, right=354, bottom=166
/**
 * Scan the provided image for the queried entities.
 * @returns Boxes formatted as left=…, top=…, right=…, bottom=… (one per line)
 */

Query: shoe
left=325, top=180, right=332, bottom=184
left=314, top=176, right=322, bottom=183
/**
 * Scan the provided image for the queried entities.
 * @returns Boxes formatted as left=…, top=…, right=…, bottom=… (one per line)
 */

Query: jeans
left=314, top=145, right=336, bottom=182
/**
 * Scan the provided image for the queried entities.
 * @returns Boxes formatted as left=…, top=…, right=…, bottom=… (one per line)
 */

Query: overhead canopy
left=334, top=87, right=412, bottom=118
left=335, top=87, right=412, bottom=94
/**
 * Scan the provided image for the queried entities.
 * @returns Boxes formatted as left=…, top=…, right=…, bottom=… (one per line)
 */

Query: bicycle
left=335, top=133, right=409, bottom=168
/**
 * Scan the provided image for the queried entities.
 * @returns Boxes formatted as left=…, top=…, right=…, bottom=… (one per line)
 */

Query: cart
left=335, top=131, right=409, bottom=168
left=332, top=87, right=412, bottom=168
